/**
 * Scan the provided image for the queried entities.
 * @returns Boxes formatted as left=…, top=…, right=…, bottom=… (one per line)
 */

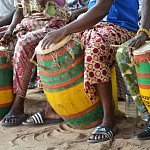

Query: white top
left=0, top=0, right=15, bottom=17
left=133, top=42, right=150, bottom=55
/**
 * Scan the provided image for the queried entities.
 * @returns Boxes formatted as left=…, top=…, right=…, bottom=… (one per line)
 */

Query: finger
left=41, top=38, right=50, bottom=50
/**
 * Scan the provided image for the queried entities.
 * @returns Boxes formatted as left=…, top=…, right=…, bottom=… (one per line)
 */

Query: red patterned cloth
left=81, top=22, right=135, bottom=102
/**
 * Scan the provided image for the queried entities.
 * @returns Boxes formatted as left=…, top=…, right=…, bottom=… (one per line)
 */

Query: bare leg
left=89, top=81, right=117, bottom=140
left=0, top=95, right=25, bottom=123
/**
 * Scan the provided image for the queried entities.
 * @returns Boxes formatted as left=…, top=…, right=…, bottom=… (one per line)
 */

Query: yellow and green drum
left=36, top=35, right=103, bottom=129
left=133, top=43, right=150, bottom=112
left=0, top=46, right=14, bottom=120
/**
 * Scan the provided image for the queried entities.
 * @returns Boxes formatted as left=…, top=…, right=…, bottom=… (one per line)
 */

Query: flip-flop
left=0, top=114, right=29, bottom=127
left=22, top=112, right=63, bottom=126
left=133, top=125, right=150, bottom=140
left=87, top=125, right=119, bottom=143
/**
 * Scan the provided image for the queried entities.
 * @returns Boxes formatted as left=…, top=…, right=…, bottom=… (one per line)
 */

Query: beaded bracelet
left=137, top=28, right=150, bottom=38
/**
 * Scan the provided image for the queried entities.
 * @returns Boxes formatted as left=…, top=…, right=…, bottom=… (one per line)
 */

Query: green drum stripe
left=0, top=68, right=13, bottom=88
left=37, top=43, right=82, bottom=69
left=62, top=106, right=103, bottom=127
left=137, top=77, right=150, bottom=85
left=0, top=106, right=11, bottom=119
left=40, top=62, right=84, bottom=85
left=43, top=77, right=83, bottom=92
left=0, top=57, right=7, bottom=65
left=136, top=63, right=150, bottom=74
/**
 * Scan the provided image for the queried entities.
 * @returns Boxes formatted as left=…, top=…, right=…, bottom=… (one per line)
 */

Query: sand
left=0, top=89, right=150, bottom=150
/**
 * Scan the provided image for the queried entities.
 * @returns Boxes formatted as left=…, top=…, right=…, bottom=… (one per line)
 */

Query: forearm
left=7, top=8, right=24, bottom=33
left=140, top=0, right=150, bottom=30
left=0, top=10, right=15, bottom=27
left=71, top=5, right=88, bottom=16
left=62, top=0, right=114, bottom=36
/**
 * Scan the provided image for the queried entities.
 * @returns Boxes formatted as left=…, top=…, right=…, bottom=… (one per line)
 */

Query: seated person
left=40, top=0, right=150, bottom=143
left=116, top=0, right=150, bottom=140
left=0, top=0, right=70, bottom=126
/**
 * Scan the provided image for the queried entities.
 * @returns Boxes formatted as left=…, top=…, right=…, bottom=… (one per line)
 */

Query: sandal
left=133, top=125, right=150, bottom=140
left=22, top=112, right=63, bottom=126
left=0, top=114, right=29, bottom=127
left=87, top=125, right=119, bottom=143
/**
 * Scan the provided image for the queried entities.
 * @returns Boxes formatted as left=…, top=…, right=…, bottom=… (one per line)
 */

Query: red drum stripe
left=136, top=72, right=150, bottom=78
left=138, top=84, right=150, bottom=89
left=61, top=101, right=101, bottom=118
left=42, top=72, right=83, bottom=89
left=39, top=56, right=84, bottom=76
left=0, top=64, right=11, bottom=69
left=0, top=102, right=13, bottom=107
left=37, top=48, right=68, bottom=61
left=37, top=42, right=76, bottom=61
left=134, top=53, right=150, bottom=63
left=0, top=86, right=13, bottom=91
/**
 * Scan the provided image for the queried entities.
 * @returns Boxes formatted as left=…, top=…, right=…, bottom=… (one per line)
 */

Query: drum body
left=0, top=48, right=14, bottom=120
left=133, top=43, right=150, bottom=112
left=36, top=35, right=117, bottom=129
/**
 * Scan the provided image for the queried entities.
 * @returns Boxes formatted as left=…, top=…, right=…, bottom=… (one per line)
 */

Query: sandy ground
left=0, top=89, right=150, bottom=150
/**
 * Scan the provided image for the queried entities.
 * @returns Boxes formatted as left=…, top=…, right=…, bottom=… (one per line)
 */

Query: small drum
left=133, top=42, right=150, bottom=112
left=0, top=46, right=14, bottom=120
left=36, top=35, right=117, bottom=129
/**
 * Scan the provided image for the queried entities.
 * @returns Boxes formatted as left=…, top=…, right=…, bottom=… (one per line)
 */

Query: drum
left=133, top=42, right=150, bottom=112
left=36, top=35, right=117, bottom=129
left=0, top=46, right=14, bottom=120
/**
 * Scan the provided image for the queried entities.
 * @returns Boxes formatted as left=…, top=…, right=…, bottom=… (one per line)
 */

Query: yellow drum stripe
left=139, top=88, right=150, bottom=113
left=111, top=67, right=118, bottom=110
left=45, top=82, right=100, bottom=115
left=0, top=89, right=14, bottom=104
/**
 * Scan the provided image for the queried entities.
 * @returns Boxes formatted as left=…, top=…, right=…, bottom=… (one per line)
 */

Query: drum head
left=0, top=46, right=6, bottom=51
left=35, top=35, right=72, bottom=55
left=133, top=42, right=150, bottom=55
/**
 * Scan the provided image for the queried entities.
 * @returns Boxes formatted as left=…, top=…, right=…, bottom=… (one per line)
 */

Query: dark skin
left=0, top=10, right=15, bottom=40
left=0, top=8, right=24, bottom=45
left=41, top=0, right=150, bottom=141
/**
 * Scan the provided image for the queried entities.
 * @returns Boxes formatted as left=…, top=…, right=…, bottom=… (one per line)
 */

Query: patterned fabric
left=14, top=0, right=70, bottom=21
left=116, top=40, right=148, bottom=114
left=13, top=20, right=65, bottom=97
left=81, top=22, right=135, bottom=102
left=116, top=64, right=126, bottom=101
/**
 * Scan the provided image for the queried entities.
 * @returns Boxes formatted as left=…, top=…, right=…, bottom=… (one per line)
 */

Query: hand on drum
left=41, top=29, right=66, bottom=50
left=128, top=32, right=148, bottom=57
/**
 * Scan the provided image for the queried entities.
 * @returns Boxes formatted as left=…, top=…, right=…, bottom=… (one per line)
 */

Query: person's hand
left=0, top=29, right=13, bottom=46
left=41, top=28, right=66, bottom=50
left=128, top=32, right=148, bottom=57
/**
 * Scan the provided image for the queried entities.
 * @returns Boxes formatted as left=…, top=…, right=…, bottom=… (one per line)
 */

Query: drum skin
left=37, top=37, right=104, bottom=129
left=133, top=43, right=150, bottom=113
left=0, top=50, right=14, bottom=120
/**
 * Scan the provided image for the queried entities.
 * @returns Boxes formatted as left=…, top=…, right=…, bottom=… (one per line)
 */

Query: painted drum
left=0, top=46, right=14, bottom=120
left=36, top=34, right=117, bottom=129
left=133, top=42, right=150, bottom=112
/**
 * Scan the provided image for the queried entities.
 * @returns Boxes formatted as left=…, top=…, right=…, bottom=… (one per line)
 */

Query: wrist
left=137, top=28, right=150, bottom=40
